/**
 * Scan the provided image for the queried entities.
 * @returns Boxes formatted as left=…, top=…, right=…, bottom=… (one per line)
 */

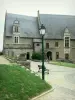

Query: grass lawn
left=0, top=64, right=52, bottom=100
left=50, top=61, right=75, bottom=68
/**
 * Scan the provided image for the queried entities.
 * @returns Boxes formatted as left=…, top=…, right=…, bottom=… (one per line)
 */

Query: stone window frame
left=46, top=43, right=49, bottom=49
left=13, top=19, right=20, bottom=33
left=15, top=26, right=18, bottom=32
left=14, top=36, right=19, bottom=44
left=56, top=52, right=59, bottom=59
left=65, top=53, right=69, bottom=60
left=64, top=36, right=70, bottom=48
left=55, top=42, right=58, bottom=47
left=13, top=25, right=19, bottom=33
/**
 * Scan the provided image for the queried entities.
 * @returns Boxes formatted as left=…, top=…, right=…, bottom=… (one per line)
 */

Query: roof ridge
left=7, top=12, right=36, bottom=18
left=40, top=13, right=75, bottom=17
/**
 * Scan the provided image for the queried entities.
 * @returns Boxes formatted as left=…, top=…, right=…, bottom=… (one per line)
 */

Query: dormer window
left=13, top=26, right=19, bottom=33
left=15, top=26, right=18, bottom=32
left=13, top=19, right=20, bottom=33
left=14, top=20, right=19, bottom=24
left=14, top=19, right=19, bottom=24
left=64, top=27, right=70, bottom=48
left=65, top=37, right=69, bottom=48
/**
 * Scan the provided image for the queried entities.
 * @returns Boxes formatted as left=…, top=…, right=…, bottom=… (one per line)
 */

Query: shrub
left=0, top=52, right=3, bottom=55
left=32, top=52, right=42, bottom=60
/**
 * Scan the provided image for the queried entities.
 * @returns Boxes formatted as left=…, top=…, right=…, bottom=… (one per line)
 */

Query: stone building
left=3, top=11, right=75, bottom=62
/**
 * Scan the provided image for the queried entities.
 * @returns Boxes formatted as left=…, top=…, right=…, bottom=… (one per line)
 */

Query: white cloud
left=3, top=0, right=75, bottom=16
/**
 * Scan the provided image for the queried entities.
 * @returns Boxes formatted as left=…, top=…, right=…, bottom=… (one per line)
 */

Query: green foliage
left=0, top=64, right=52, bottom=100
left=51, top=61, right=75, bottom=68
left=0, top=52, right=3, bottom=55
left=32, top=52, right=42, bottom=60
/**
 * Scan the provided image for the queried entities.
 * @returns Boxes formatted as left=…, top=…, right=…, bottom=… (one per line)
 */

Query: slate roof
left=5, top=13, right=75, bottom=39
left=40, top=14, right=75, bottom=39
left=5, top=13, right=40, bottom=38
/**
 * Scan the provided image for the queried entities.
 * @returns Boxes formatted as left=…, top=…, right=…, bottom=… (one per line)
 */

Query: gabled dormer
left=13, top=19, right=20, bottom=44
left=13, top=19, right=20, bottom=34
left=64, top=27, right=70, bottom=48
left=64, top=27, right=70, bottom=36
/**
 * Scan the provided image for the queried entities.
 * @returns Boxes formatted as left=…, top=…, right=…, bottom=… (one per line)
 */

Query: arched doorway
left=26, top=52, right=30, bottom=60
left=47, top=51, right=52, bottom=60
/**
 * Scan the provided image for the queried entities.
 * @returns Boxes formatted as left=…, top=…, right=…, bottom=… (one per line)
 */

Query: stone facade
left=3, top=11, right=75, bottom=62
left=3, top=36, right=33, bottom=59
left=3, top=37, right=75, bottom=62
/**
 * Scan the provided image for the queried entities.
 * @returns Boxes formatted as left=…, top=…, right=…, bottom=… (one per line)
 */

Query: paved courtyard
left=31, top=61, right=75, bottom=100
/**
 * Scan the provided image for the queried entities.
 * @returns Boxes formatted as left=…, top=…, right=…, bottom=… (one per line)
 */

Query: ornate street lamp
left=39, top=24, right=46, bottom=80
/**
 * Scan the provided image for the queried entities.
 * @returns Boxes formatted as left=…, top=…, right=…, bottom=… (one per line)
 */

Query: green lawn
left=0, top=64, right=51, bottom=100
left=50, top=61, right=75, bottom=68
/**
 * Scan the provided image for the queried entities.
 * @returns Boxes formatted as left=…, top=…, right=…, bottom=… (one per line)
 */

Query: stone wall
left=3, top=36, right=75, bottom=62
left=4, top=48, right=33, bottom=59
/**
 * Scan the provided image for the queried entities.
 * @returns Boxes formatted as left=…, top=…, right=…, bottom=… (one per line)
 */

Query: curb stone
left=31, top=88, right=54, bottom=100
left=31, top=60, right=48, bottom=62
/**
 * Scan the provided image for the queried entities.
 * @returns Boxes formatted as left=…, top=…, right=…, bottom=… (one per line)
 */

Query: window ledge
left=64, top=47, right=70, bottom=48
left=55, top=47, right=59, bottom=48
left=13, top=32, right=20, bottom=34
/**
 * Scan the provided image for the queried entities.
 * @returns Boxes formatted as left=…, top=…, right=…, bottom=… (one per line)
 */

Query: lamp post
left=40, top=24, right=46, bottom=80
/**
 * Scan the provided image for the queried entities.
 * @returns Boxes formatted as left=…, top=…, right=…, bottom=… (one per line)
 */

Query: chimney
left=37, top=10, right=41, bottom=28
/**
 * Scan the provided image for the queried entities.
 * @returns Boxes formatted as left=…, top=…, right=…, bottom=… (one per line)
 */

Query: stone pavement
left=0, top=56, right=10, bottom=64
left=31, top=61, right=75, bottom=100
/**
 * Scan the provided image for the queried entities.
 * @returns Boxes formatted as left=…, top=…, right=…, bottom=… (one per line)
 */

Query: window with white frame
left=14, top=36, right=19, bottom=43
left=65, top=37, right=70, bottom=48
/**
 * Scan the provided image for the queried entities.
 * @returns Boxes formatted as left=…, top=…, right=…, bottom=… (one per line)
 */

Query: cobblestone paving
left=31, top=61, right=75, bottom=100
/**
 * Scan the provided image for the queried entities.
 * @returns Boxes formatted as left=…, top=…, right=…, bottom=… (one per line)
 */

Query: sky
left=0, top=0, right=75, bottom=51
